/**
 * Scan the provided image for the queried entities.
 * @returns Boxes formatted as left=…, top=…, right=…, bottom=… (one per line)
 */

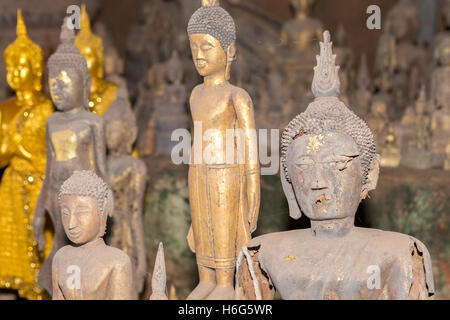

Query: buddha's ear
left=281, top=167, right=302, bottom=220
left=225, top=43, right=236, bottom=81
left=361, top=154, right=380, bottom=199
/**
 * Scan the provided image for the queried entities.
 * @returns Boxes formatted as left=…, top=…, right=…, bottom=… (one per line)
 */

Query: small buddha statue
left=333, top=25, right=355, bottom=106
left=52, top=170, right=134, bottom=300
left=235, top=31, right=435, bottom=300
left=33, top=18, right=107, bottom=295
left=0, top=9, right=54, bottom=300
left=353, top=54, right=373, bottom=118
left=104, top=84, right=147, bottom=296
left=75, top=5, right=118, bottom=116
left=444, top=143, right=450, bottom=170
left=186, top=0, right=260, bottom=300
left=374, top=0, right=428, bottom=116
left=430, top=36, right=450, bottom=168
left=366, top=97, right=389, bottom=151
left=432, top=0, right=450, bottom=53
left=380, top=124, right=401, bottom=168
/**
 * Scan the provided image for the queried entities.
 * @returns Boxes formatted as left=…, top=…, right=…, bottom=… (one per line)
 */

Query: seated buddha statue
left=75, top=4, right=118, bottom=116
left=235, top=31, right=434, bottom=300
left=0, top=9, right=53, bottom=300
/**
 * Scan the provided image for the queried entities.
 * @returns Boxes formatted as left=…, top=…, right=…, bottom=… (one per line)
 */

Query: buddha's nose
left=311, top=166, right=328, bottom=190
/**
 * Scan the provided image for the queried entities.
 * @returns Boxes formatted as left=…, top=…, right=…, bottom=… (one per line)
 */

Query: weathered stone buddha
left=0, top=9, right=53, bottom=300
left=33, top=18, right=107, bottom=295
left=52, top=170, right=134, bottom=300
left=186, top=0, right=260, bottom=300
left=75, top=4, right=118, bottom=116
left=235, top=31, right=434, bottom=300
left=430, top=36, right=450, bottom=168
left=104, top=84, right=147, bottom=296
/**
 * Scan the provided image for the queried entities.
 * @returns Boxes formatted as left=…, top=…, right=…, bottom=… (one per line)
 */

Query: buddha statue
left=280, top=0, right=323, bottom=103
left=380, top=124, right=401, bottom=168
left=374, top=0, right=427, bottom=117
left=432, top=0, right=450, bottom=53
left=366, top=97, right=389, bottom=151
left=75, top=4, right=118, bottom=116
left=52, top=170, right=134, bottom=300
left=430, top=36, right=450, bottom=168
left=186, top=0, right=260, bottom=300
left=33, top=18, right=107, bottom=295
left=235, top=31, right=435, bottom=300
left=400, top=85, right=432, bottom=169
left=353, top=54, right=373, bottom=118
left=333, top=25, right=355, bottom=106
left=444, top=143, right=450, bottom=170
left=0, top=9, right=54, bottom=300
left=104, top=84, right=147, bottom=296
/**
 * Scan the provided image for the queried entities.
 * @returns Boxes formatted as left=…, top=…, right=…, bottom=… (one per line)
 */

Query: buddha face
left=5, top=52, right=35, bottom=91
left=189, top=34, right=227, bottom=78
left=49, top=69, right=84, bottom=111
left=287, top=132, right=363, bottom=221
left=60, top=195, right=105, bottom=245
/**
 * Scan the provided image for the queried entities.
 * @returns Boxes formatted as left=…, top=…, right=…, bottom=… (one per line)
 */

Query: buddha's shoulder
left=248, top=229, right=311, bottom=248
left=102, top=245, right=132, bottom=267
left=353, top=227, right=431, bottom=255
left=34, top=95, right=54, bottom=115
left=0, top=97, right=17, bottom=109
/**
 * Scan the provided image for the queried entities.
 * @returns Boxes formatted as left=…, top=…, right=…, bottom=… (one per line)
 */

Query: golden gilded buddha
left=75, top=4, right=117, bottom=116
left=0, top=9, right=53, bottom=300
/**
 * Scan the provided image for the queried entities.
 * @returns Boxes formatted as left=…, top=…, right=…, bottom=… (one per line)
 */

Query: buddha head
left=434, top=36, right=450, bottom=66
left=280, top=31, right=379, bottom=224
left=59, top=170, right=113, bottom=245
left=187, top=0, right=236, bottom=81
left=75, top=4, right=104, bottom=80
left=387, top=0, right=420, bottom=42
left=48, top=18, right=91, bottom=112
left=104, top=84, right=136, bottom=154
left=289, top=0, right=315, bottom=17
left=4, top=9, right=43, bottom=93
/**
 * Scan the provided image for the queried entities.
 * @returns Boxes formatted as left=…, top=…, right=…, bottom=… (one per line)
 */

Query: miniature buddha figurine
left=366, top=97, right=389, bottom=151
left=380, top=124, right=401, bottom=168
left=444, top=143, right=450, bottom=170
left=33, top=18, right=107, bottom=295
left=104, top=84, right=147, bottom=296
left=52, top=170, right=134, bottom=300
left=400, top=85, right=432, bottom=169
left=353, top=54, right=373, bottom=118
left=186, top=0, right=260, bottom=300
left=432, top=0, right=450, bottom=53
left=430, top=36, right=450, bottom=168
left=0, top=9, right=54, bottom=300
left=333, top=25, right=355, bottom=106
left=235, top=31, right=435, bottom=300
left=75, top=5, right=118, bottom=116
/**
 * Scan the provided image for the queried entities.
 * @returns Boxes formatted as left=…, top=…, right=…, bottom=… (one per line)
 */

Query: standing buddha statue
left=186, top=0, right=260, bottom=300
left=75, top=4, right=118, bottom=116
left=0, top=9, right=53, bottom=300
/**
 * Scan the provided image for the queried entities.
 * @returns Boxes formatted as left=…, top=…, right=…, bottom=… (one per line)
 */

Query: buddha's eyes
left=62, top=208, right=70, bottom=216
left=201, top=44, right=213, bottom=51
left=334, top=157, right=355, bottom=171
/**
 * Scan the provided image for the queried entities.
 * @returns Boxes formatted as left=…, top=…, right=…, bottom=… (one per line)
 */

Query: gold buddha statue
left=75, top=4, right=117, bottom=116
left=0, top=9, right=53, bottom=300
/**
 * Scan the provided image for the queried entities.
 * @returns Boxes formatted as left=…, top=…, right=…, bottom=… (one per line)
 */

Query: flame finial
left=202, top=0, right=220, bottom=7
left=150, top=242, right=168, bottom=300
left=312, top=30, right=341, bottom=98
left=16, top=9, right=27, bottom=38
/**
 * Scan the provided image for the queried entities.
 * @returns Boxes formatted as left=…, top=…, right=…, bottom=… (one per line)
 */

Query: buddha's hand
left=246, top=171, right=260, bottom=233
left=33, top=197, right=47, bottom=252
left=136, top=260, right=147, bottom=294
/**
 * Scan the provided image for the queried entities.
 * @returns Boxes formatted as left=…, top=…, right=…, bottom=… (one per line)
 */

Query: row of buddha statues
left=0, top=0, right=438, bottom=300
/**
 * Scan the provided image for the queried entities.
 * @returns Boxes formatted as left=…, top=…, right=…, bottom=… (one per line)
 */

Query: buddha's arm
left=92, top=119, right=107, bottom=179
left=234, top=90, right=260, bottom=232
left=51, top=257, right=65, bottom=300
left=131, top=161, right=148, bottom=293
left=34, top=122, right=53, bottom=251
left=110, top=257, right=135, bottom=300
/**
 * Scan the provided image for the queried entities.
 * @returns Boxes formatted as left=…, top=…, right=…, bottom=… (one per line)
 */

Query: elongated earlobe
left=361, top=154, right=380, bottom=200
left=281, top=167, right=302, bottom=220
left=225, top=43, right=236, bottom=81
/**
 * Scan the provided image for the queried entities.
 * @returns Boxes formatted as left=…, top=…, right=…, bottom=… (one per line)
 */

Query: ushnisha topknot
left=58, top=170, right=113, bottom=217
left=48, top=17, right=91, bottom=107
left=281, top=31, right=376, bottom=184
left=187, top=0, right=236, bottom=51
